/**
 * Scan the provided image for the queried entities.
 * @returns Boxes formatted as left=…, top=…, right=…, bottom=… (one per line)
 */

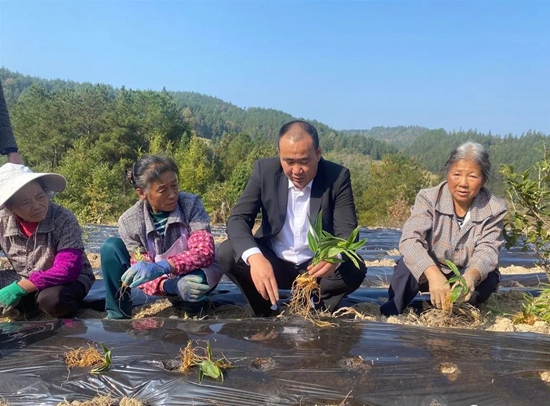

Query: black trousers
left=16, top=281, right=88, bottom=318
left=218, top=239, right=367, bottom=317
left=380, top=258, right=501, bottom=316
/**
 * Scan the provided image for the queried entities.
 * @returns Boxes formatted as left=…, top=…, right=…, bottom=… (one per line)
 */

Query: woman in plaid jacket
left=0, top=163, right=94, bottom=319
left=381, top=142, right=507, bottom=316
left=100, top=155, right=222, bottom=319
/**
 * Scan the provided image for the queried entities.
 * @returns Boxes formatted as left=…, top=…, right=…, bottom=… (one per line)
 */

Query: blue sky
left=0, top=0, right=548, bottom=136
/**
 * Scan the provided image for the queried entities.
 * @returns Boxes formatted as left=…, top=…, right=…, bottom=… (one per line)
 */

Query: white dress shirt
left=242, top=179, right=314, bottom=265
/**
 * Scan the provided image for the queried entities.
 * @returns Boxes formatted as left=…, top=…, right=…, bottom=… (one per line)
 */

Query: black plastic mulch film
left=1, top=316, right=550, bottom=406
left=1, top=227, right=548, bottom=405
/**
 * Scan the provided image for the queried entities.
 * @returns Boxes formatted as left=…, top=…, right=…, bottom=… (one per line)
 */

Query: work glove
left=0, top=281, right=27, bottom=315
left=163, top=270, right=209, bottom=302
left=121, top=259, right=172, bottom=288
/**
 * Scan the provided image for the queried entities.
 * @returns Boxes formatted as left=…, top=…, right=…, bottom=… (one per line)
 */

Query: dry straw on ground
left=57, top=395, right=144, bottom=406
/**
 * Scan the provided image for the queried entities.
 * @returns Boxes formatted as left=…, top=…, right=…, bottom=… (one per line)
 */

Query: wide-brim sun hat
left=0, top=163, right=66, bottom=209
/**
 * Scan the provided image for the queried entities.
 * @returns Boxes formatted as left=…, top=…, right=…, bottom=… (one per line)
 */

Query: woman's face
left=8, top=181, right=49, bottom=222
left=137, top=171, right=179, bottom=213
left=447, top=159, right=484, bottom=211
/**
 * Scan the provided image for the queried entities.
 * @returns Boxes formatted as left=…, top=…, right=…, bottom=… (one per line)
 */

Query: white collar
left=287, top=178, right=313, bottom=191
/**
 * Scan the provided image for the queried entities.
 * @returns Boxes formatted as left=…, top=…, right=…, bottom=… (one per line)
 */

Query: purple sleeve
left=28, top=248, right=83, bottom=290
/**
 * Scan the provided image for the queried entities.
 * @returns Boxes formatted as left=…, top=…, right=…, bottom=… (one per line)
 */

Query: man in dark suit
left=218, top=120, right=367, bottom=317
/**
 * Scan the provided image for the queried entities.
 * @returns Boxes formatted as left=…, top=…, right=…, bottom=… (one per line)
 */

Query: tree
left=359, top=154, right=433, bottom=227
left=501, top=147, right=550, bottom=280
left=56, top=139, right=133, bottom=224
left=175, top=136, right=221, bottom=196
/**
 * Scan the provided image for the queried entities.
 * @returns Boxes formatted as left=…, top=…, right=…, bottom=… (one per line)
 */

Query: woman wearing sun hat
left=0, top=163, right=95, bottom=318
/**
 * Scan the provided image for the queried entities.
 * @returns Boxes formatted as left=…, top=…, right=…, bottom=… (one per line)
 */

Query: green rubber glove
left=0, top=281, right=27, bottom=314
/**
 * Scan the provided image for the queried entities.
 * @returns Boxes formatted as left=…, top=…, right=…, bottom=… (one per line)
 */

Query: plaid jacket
left=0, top=202, right=95, bottom=292
left=118, top=192, right=220, bottom=295
left=400, top=181, right=508, bottom=282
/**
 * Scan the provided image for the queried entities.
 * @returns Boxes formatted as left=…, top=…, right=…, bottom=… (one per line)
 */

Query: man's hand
left=424, top=266, right=451, bottom=310
left=248, top=253, right=279, bottom=305
left=307, top=260, right=338, bottom=279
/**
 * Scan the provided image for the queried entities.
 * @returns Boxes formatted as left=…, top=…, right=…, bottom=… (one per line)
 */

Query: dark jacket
left=226, top=157, right=358, bottom=261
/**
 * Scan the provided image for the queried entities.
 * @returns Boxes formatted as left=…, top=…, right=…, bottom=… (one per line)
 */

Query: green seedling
left=134, top=249, right=144, bottom=261
left=198, top=342, right=224, bottom=383
left=64, top=342, right=112, bottom=374
left=91, top=343, right=113, bottom=373
left=180, top=340, right=233, bottom=384
left=307, top=211, right=367, bottom=268
left=289, top=211, right=367, bottom=326
left=514, top=285, right=550, bottom=324
left=444, top=259, right=469, bottom=304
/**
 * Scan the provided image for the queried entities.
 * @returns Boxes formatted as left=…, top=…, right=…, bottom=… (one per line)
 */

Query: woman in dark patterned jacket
left=100, top=155, right=223, bottom=319
left=381, top=142, right=507, bottom=316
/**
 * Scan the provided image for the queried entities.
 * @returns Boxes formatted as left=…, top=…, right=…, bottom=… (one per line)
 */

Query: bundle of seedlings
left=179, top=340, right=233, bottom=384
left=289, top=212, right=367, bottom=327
left=63, top=342, right=112, bottom=373
left=401, top=260, right=484, bottom=327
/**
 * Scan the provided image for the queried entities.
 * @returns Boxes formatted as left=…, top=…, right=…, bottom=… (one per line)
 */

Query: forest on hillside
left=1, top=68, right=548, bottom=227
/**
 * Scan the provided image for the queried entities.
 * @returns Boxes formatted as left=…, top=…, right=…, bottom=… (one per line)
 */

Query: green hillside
left=1, top=67, right=548, bottom=226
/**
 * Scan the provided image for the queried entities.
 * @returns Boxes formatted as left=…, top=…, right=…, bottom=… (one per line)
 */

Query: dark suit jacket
left=226, top=157, right=358, bottom=261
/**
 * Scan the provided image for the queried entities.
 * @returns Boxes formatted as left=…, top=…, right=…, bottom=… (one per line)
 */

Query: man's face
left=279, top=129, right=321, bottom=190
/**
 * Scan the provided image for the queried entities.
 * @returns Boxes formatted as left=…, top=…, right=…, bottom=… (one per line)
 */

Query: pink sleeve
left=136, top=231, right=215, bottom=296
left=138, top=275, right=168, bottom=296
left=28, top=248, right=83, bottom=290
left=168, top=229, right=215, bottom=275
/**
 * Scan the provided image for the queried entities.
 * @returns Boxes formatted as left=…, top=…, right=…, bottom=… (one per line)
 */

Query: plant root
left=63, top=345, right=104, bottom=368
left=179, top=341, right=197, bottom=374
left=407, top=305, right=484, bottom=328
left=288, top=274, right=335, bottom=327
left=333, top=306, right=374, bottom=321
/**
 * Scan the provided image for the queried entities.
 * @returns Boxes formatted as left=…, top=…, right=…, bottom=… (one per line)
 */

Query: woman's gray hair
left=444, top=142, right=491, bottom=184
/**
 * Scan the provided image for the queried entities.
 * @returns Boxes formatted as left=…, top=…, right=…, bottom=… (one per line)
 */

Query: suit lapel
left=309, top=160, right=325, bottom=220
left=276, top=171, right=288, bottom=229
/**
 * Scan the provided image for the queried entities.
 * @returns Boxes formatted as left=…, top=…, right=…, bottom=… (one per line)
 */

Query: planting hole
left=437, top=362, right=458, bottom=374
left=250, top=357, right=276, bottom=371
